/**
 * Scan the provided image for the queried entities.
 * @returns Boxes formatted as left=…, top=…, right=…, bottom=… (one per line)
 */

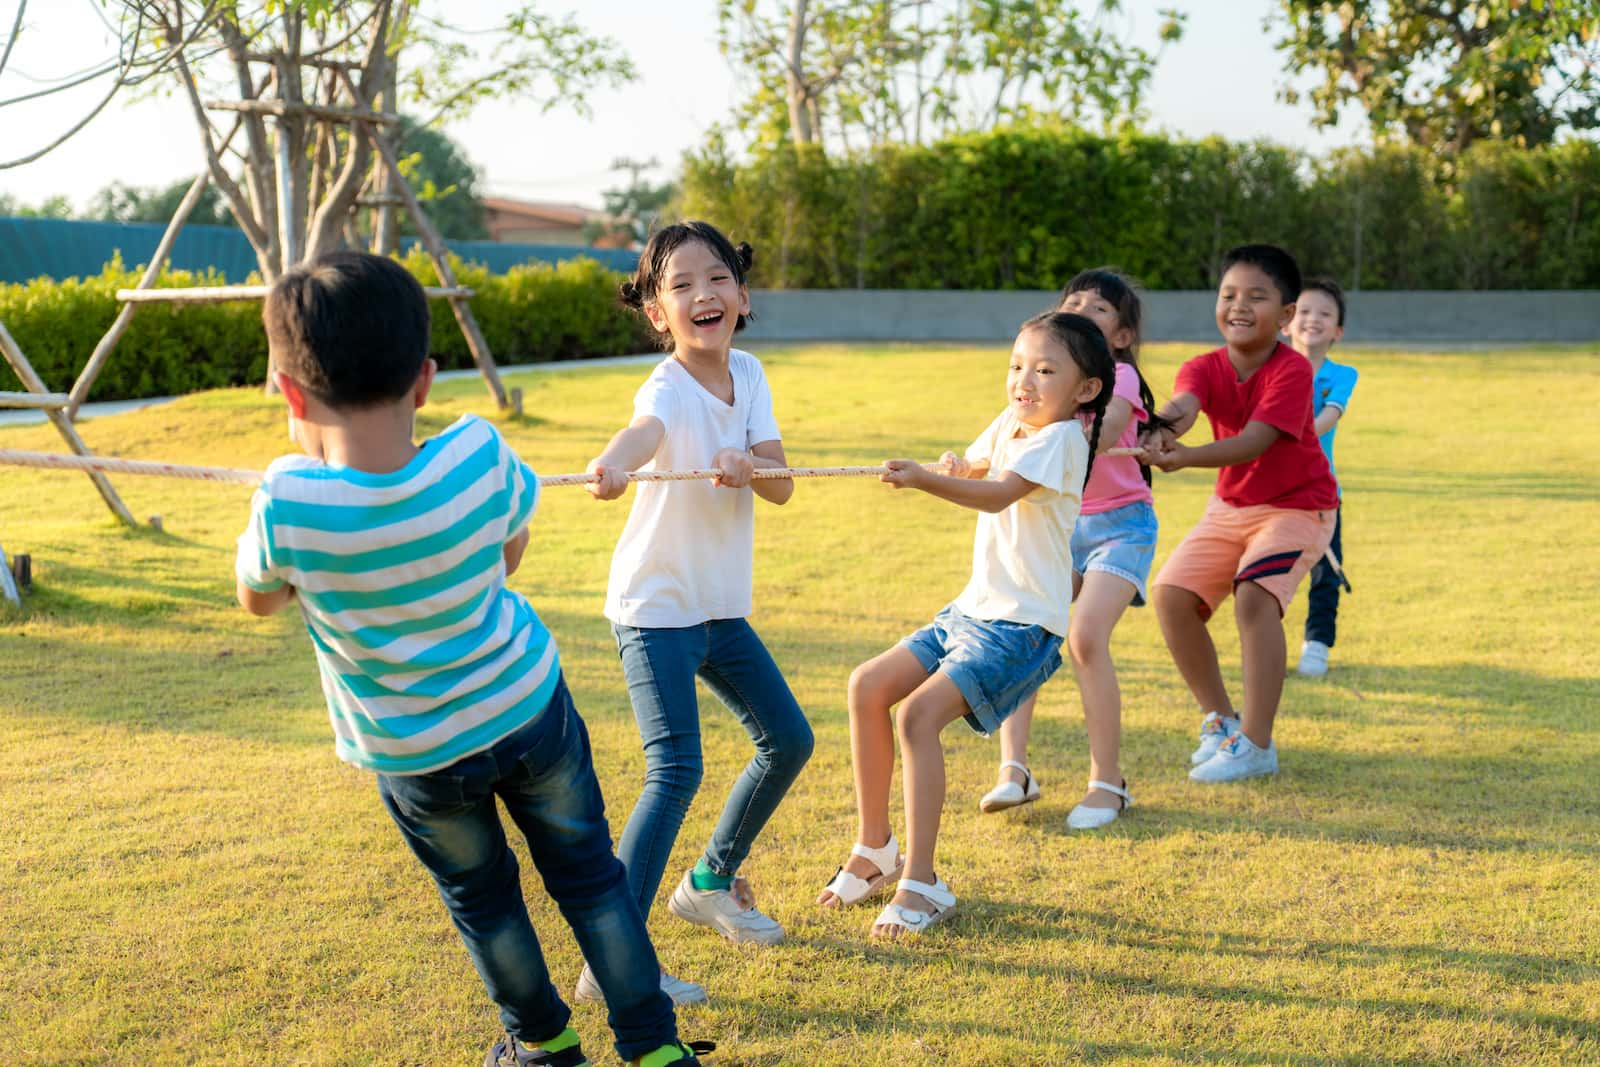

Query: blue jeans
left=612, top=619, right=814, bottom=914
left=1304, top=507, right=1344, bottom=646
left=376, top=675, right=675, bottom=1062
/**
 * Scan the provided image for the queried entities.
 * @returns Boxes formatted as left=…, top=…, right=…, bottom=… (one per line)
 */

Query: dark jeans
left=1304, top=507, right=1344, bottom=647
left=612, top=618, right=814, bottom=916
left=376, top=674, right=675, bottom=1062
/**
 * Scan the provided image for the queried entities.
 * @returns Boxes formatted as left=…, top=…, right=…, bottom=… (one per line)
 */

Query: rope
left=0, top=449, right=900, bottom=488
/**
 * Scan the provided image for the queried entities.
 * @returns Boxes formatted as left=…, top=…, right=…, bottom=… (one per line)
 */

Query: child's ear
left=1110, top=325, right=1134, bottom=352
left=275, top=371, right=310, bottom=419
left=643, top=299, right=668, bottom=334
left=412, top=357, right=437, bottom=409
left=1077, top=376, right=1105, bottom=406
left=1277, top=300, right=1297, bottom=331
left=738, top=283, right=751, bottom=317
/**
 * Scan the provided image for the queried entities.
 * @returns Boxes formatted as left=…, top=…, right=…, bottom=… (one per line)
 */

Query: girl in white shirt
left=584, top=222, right=813, bottom=1003
left=817, top=312, right=1115, bottom=938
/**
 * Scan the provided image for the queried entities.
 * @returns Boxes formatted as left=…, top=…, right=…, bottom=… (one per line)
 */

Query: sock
left=690, top=858, right=733, bottom=892
left=536, top=1027, right=582, bottom=1053
left=636, top=1043, right=689, bottom=1067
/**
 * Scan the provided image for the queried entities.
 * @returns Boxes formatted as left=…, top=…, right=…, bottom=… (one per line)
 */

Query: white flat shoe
left=979, top=760, right=1040, bottom=812
left=871, top=877, right=957, bottom=938
left=1066, top=778, right=1133, bottom=830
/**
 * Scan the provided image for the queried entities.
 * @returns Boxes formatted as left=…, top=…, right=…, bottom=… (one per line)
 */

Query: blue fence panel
left=0, top=217, right=636, bottom=284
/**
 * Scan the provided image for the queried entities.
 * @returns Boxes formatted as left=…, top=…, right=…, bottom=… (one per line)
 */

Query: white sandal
left=819, top=834, right=904, bottom=907
left=1066, top=778, right=1133, bottom=830
left=872, top=877, right=957, bottom=937
left=979, top=760, right=1041, bottom=812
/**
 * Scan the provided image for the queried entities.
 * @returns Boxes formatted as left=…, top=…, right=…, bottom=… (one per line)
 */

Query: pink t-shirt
left=1078, top=361, right=1153, bottom=515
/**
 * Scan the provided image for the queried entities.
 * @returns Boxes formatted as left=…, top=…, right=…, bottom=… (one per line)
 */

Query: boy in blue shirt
left=235, top=252, right=708, bottom=1067
left=1286, top=277, right=1358, bottom=678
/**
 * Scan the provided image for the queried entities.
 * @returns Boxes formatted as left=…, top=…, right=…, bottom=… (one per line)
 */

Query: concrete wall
left=740, top=289, right=1600, bottom=344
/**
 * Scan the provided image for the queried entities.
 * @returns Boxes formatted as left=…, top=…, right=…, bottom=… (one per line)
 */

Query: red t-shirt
left=1174, top=343, right=1339, bottom=510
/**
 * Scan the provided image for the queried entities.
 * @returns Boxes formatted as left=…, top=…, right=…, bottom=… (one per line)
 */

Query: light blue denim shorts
left=900, top=603, right=1063, bottom=736
left=1070, top=499, right=1159, bottom=607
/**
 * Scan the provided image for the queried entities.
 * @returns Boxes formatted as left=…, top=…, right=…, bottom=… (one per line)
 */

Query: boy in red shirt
left=1138, top=244, right=1338, bottom=782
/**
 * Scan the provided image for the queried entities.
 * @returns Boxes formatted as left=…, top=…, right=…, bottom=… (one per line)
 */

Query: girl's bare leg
left=1069, top=571, right=1138, bottom=808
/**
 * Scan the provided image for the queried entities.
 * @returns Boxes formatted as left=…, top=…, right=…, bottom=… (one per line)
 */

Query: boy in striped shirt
left=235, top=253, right=706, bottom=1067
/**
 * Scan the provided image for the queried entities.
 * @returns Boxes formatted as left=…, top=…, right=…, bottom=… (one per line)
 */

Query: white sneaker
left=1190, top=711, right=1241, bottom=766
left=1189, top=731, right=1279, bottom=782
left=574, top=963, right=709, bottom=1006
left=1298, top=640, right=1330, bottom=678
left=668, top=870, right=785, bottom=945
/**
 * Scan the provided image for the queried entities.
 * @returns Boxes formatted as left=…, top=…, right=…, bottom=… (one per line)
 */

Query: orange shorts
left=1154, top=497, right=1337, bottom=619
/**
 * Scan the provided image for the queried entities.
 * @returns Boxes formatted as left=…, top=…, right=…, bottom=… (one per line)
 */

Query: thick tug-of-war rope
left=0, top=448, right=1029, bottom=488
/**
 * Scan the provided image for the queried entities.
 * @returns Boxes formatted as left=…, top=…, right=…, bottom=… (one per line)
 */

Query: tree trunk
left=786, top=0, right=815, bottom=144
left=375, top=59, right=400, bottom=255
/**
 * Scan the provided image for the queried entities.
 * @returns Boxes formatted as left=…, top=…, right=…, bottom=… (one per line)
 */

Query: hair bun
left=618, top=279, right=643, bottom=309
left=734, top=241, right=755, bottom=273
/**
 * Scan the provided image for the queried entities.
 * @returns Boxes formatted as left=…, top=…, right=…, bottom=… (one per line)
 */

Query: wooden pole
left=0, top=322, right=135, bottom=525
left=68, top=120, right=246, bottom=419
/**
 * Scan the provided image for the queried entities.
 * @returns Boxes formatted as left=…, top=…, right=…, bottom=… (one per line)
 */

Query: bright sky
left=0, top=0, right=1366, bottom=212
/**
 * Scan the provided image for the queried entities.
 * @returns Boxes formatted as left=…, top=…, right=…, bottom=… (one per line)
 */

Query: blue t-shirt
left=235, top=415, right=559, bottom=775
left=1312, top=357, right=1358, bottom=487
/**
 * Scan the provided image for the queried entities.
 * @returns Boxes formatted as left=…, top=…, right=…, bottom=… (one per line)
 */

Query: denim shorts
left=1071, top=499, right=1159, bottom=606
left=900, top=603, right=1063, bottom=736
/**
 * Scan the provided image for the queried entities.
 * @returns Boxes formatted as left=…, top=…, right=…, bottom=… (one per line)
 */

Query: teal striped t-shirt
left=235, top=415, right=560, bottom=775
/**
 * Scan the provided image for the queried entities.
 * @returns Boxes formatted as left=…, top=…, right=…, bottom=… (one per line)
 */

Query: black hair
left=263, top=251, right=430, bottom=409
left=619, top=220, right=755, bottom=350
left=1219, top=243, right=1303, bottom=306
left=1299, top=276, right=1347, bottom=326
left=1061, top=267, right=1165, bottom=486
left=1019, top=311, right=1116, bottom=490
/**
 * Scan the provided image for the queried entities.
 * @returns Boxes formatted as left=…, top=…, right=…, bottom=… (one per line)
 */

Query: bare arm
left=748, top=439, right=793, bottom=505
left=503, top=527, right=530, bottom=576
left=1145, top=419, right=1281, bottom=473
left=882, top=460, right=1037, bottom=513
left=586, top=416, right=667, bottom=500
left=1313, top=405, right=1343, bottom=436
left=1095, top=396, right=1134, bottom=451
left=237, top=578, right=296, bottom=616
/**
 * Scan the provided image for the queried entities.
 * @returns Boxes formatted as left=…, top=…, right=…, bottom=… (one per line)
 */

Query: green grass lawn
left=2, top=342, right=1597, bottom=1066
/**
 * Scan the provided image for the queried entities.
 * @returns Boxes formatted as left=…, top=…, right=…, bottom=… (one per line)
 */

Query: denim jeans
left=611, top=619, right=814, bottom=915
left=1304, top=507, right=1344, bottom=646
left=376, top=674, right=676, bottom=1062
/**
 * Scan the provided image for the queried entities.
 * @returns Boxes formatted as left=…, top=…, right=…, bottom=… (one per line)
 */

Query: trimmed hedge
left=679, top=126, right=1600, bottom=290
left=0, top=250, right=656, bottom=402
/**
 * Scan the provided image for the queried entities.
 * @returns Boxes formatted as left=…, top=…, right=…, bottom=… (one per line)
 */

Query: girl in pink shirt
left=980, top=269, right=1163, bottom=830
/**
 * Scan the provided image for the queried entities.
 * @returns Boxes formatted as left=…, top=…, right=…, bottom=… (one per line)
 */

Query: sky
left=0, top=0, right=1368, bottom=212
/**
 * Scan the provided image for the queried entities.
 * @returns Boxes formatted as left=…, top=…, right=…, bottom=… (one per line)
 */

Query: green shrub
left=680, top=125, right=1600, bottom=290
left=0, top=252, right=654, bottom=401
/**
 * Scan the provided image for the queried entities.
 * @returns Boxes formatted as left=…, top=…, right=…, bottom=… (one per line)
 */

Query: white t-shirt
left=604, top=349, right=782, bottom=627
left=954, top=411, right=1088, bottom=637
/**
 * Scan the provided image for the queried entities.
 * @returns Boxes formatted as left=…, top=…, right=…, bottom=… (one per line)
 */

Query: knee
left=643, top=745, right=704, bottom=805
left=1234, top=583, right=1281, bottom=624
left=848, top=661, right=889, bottom=713
left=894, top=694, right=943, bottom=747
left=1154, top=584, right=1201, bottom=624
left=762, top=713, right=814, bottom=775
left=1068, top=626, right=1109, bottom=667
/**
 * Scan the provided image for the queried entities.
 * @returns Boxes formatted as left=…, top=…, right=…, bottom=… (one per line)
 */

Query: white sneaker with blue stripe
left=1190, top=711, right=1241, bottom=766
left=1189, top=730, right=1279, bottom=782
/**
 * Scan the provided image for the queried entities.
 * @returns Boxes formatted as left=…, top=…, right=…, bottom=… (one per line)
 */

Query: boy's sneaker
left=484, top=1030, right=590, bottom=1067
left=630, top=1039, right=716, bottom=1066
left=1189, top=731, right=1279, bottom=783
left=574, top=963, right=709, bottom=1006
left=1190, top=711, right=1241, bottom=766
left=1297, top=640, right=1331, bottom=678
left=668, top=869, right=784, bottom=945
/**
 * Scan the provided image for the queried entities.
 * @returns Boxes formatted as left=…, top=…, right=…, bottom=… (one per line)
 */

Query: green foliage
left=0, top=192, right=75, bottom=219
left=716, top=0, right=1186, bottom=150
left=679, top=124, right=1600, bottom=289
left=0, top=252, right=655, bottom=401
left=392, top=118, right=488, bottom=241
left=1270, top=0, right=1600, bottom=154
left=87, top=180, right=234, bottom=228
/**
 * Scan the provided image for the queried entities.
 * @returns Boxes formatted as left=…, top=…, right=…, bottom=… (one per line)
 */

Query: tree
left=715, top=0, right=1185, bottom=150
left=583, top=157, right=677, bottom=248
left=1271, top=0, right=1600, bottom=155
left=0, top=192, right=73, bottom=218
left=87, top=180, right=233, bottom=227
left=391, top=118, right=487, bottom=241
left=2, top=2, right=633, bottom=277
